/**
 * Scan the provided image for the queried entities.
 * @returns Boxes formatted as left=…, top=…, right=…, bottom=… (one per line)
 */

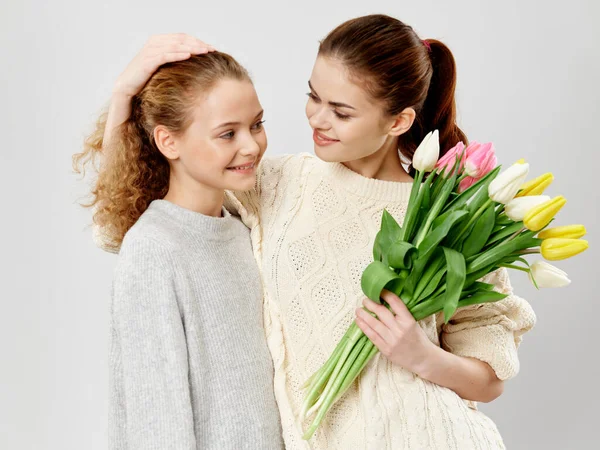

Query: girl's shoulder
left=117, top=208, right=178, bottom=261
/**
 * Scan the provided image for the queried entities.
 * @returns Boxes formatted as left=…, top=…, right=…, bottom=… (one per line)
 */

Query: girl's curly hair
left=73, top=52, right=250, bottom=251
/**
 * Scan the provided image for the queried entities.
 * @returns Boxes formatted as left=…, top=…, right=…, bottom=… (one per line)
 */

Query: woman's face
left=305, top=56, right=400, bottom=163
left=163, top=78, right=267, bottom=192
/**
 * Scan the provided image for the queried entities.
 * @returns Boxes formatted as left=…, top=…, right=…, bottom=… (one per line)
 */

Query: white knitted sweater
left=225, top=153, right=536, bottom=450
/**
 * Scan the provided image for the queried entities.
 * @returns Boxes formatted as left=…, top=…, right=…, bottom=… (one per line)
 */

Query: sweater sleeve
left=224, top=153, right=309, bottom=229
left=110, top=238, right=196, bottom=449
left=439, top=268, right=537, bottom=381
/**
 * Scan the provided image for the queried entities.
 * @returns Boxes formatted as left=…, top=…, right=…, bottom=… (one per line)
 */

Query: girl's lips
left=226, top=161, right=256, bottom=174
left=313, top=129, right=339, bottom=146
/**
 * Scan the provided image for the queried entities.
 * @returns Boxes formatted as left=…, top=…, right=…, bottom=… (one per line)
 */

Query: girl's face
left=162, top=78, right=267, bottom=192
left=305, top=56, right=401, bottom=163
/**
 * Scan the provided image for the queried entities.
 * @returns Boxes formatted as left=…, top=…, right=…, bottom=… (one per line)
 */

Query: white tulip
left=412, top=130, right=440, bottom=173
left=505, top=195, right=551, bottom=221
left=529, top=260, right=571, bottom=288
left=488, top=162, right=530, bottom=204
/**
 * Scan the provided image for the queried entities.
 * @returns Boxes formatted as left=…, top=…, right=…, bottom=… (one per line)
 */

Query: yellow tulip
left=541, top=238, right=589, bottom=261
left=516, top=172, right=554, bottom=197
left=538, top=224, right=587, bottom=240
left=523, top=196, right=566, bottom=231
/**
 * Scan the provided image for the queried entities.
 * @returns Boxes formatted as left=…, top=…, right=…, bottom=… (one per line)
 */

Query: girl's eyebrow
left=213, top=110, right=264, bottom=130
left=308, top=81, right=356, bottom=110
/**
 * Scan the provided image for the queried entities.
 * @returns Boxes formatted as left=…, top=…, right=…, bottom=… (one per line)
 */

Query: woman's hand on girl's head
left=112, top=33, right=216, bottom=99
left=355, top=290, right=435, bottom=375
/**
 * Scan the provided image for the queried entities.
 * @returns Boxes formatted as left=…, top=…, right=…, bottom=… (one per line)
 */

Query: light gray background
left=1, top=0, right=598, bottom=448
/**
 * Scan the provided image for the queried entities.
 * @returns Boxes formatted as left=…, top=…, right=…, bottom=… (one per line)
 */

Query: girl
left=75, top=42, right=284, bottom=449
left=102, top=16, right=536, bottom=450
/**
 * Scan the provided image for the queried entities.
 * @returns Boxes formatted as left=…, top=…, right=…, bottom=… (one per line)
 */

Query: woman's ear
left=154, top=125, right=179, bottom=160
left=388, top=107, right=416, bottom=136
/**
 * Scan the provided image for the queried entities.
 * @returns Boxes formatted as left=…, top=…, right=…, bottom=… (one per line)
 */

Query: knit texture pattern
left=108, top=200, right=284, bottom=450
left=225, top=153, right=536, bottom=450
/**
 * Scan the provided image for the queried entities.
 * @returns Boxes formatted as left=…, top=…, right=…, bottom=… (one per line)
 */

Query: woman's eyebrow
left=308, top=80, right=356, bottom=110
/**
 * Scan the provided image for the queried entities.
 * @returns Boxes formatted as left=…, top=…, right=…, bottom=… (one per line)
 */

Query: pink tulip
left=435, top=141, right=466, bottom=173
left=458, top=176, right=478, bottom=192
left=456, top=141, right=498, bottom=193
left=464, top=142, right=497, bottom=178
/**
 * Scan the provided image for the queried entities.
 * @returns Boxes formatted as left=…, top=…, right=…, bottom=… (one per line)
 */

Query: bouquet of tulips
left=300, top=131, right=589, bottom=440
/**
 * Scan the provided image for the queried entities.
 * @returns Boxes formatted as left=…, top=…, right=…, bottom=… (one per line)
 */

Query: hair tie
left=422, top=39, right=431, bottom=52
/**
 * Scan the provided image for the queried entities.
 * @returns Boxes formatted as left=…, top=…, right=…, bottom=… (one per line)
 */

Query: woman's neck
left=163, top=173, right=224, bottom=218
left=342, top=138, right=413, bottom=183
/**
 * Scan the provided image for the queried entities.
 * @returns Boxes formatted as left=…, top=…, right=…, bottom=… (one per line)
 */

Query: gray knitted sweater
left=109, top=200, right=283, bottom=450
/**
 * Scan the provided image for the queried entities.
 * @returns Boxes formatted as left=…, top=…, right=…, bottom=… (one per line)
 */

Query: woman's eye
left=252, top=120, right=266, bottom=130
left=306, top=92, right=319, bottom=102
left=333, top=111, right=351, bottom=120
left=220, top=131, right=235, bottom=139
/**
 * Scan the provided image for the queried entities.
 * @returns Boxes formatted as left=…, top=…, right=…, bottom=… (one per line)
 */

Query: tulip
left=435, top=141, right=465, bottom=175
left=458, top=176, right=477, bottom=192
left=529, top=260, right=571, bottom=288
left=523, top=196, right=566, bottom=231
left=413, top=130, right=440, bottom=173
left=505, top=195, right=551, bottom=221
left=541, top=238, right=589, bottom=261
left=538, top=224, right=587, bottom=240
left=488, top=162, right=530, bottom=204
left=465, top=142, right=497, bottom=178
left=515, top=158, right=526, bottom=164
left=516, top=172, right=554, bottom=197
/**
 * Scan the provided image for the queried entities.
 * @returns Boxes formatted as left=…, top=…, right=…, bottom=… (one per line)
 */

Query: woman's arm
left=103, top=34, right=214, bottom=150
left=356, top=290, right=504, bottom=403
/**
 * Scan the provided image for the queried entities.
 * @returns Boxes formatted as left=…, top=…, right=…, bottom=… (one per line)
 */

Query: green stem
left=300, top=323, right=358, bottom=419
left=332, top=340, right=378, bottom=405
left=516, top=249, right=540, bottom=255
left=303, top=335, right=368, bottom=440
left=302, top=324, right=354, bottom=389
left=508, top=226, right=526, bottom=241
left=304, top=325, right=364, bottom=420
left=499, top=263, right=530, bottom=272
left=400, top=170, right=425, bottom=242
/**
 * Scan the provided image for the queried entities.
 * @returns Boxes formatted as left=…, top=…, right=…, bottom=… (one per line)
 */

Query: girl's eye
left=306, top=92, right=319, bottom=102
left=220, top=131, right=235, bottom=139
left=334, top=111, right=351, bottom=120
left=252, top=120, right=266, bottom=131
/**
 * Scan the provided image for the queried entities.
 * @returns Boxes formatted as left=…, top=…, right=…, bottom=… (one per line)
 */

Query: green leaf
left=457, top=291, right=508, bottom=308
left=361, top=261, right=402, bottom=303
left=467, top=230, right=538, bottom=273
left=410, top=292, right=447, bottom=322
left=410, top=253, right=446, bottom=304
left=418, top=210, right=469, bottom=261
left=462, top=202, right=496, bottom=258
left=495, top=213, right=513, bottom=226
left=416, top=266, right=447, bottom=303
left=443, top=166, right=501, bottom=214
left=460, top=281, right=495, bottom=297
left=388, top=241, right=418, bottom=269
left=487, top=221, right=524, bottom=247
left=400, top=171, right=425, bottom=241
left=413, top=173, right=459, bottom=247
left=430, top=170, right=448, bottom=200
left=374, top=210, right=403, bottom=264
left=442, top=247, right=466, bottom=322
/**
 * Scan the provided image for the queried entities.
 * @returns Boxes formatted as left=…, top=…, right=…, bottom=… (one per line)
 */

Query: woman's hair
left=73, top=52, right=250, bottom=251
left=319, top=14, right=467, bottom=166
